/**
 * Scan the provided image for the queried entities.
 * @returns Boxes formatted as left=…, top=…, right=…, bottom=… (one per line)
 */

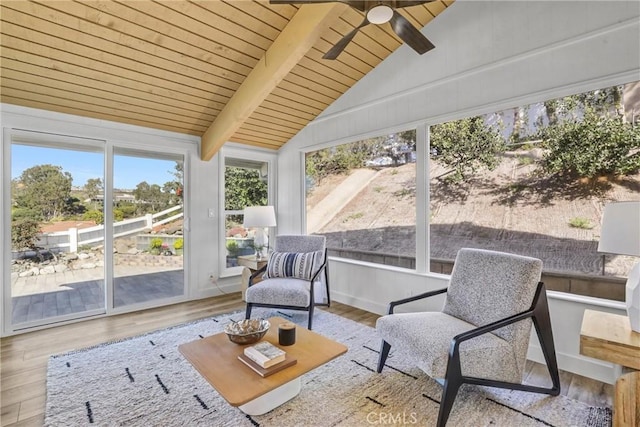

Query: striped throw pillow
left=263, top=251, right=318, bottom=280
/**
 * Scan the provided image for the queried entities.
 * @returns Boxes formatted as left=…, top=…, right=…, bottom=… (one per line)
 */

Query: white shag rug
left=45, top=309, right=611, bottom=426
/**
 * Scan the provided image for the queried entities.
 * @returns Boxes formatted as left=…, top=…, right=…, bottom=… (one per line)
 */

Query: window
left=223, top=157, right=270, bottom=270
left=305, top=130, right=417, bottom=268
left=428, top=81, right=640, bottom=284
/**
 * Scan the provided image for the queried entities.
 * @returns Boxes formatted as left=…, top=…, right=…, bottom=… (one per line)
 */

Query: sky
left=11, top=145, right=179, bottom=190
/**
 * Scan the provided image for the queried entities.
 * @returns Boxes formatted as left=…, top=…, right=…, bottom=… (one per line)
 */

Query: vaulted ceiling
left=0, top=0, right=453, bottom=160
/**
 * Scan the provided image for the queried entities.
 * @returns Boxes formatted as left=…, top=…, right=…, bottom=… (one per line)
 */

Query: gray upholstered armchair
left=376, top=248, right=560, bottom=427
left=245, top=235, right=330, bottom=329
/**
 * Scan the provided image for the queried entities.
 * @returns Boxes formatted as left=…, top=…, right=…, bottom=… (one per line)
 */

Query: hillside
left=308, top=149, right=639, bottom=276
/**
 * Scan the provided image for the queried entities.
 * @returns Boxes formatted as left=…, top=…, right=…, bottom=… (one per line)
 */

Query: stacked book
left=239, top=341, right=297, bottom=377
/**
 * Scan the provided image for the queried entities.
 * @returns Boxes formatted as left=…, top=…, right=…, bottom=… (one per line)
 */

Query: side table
left=238, top=255, right=267, bottom=300
left=580, top=309, right=640, bottom=426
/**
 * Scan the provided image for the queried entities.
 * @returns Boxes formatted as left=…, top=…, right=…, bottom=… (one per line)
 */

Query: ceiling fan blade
left=323, top=17, right=370, bottom=60
left=269, top=0, right=365, bottom=10
left=269, top=0, right=335, bottom=4
left=389, top=10, right=435, bottom=55
left=392, top=0, right=435, bottom=9
left=344, top=1, right=367, bottom=11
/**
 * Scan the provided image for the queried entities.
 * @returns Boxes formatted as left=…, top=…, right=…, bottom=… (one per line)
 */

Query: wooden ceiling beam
left=200, top=2, right=348, bottom=161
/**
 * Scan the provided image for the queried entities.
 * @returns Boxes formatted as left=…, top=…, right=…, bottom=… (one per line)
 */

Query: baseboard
left=191, top=283, right=240, bottom=300
left=527, top=344, right=619, bottom=385
left=331, top=290, right=387, bottom=316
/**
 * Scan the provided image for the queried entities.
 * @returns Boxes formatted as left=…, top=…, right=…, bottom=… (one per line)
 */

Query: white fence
left=36, top=205, right=183, bottom=253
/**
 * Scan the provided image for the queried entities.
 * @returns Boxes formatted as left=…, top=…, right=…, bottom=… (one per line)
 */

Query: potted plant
left=149, top=237, right=163, bottom=255
left=161, top=243, right=172, bottom=256
left=226, top=239, right=240, bottom=267
left=174, top=238, right=184, bottom=256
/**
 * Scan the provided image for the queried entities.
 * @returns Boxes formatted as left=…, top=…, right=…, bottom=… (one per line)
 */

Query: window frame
left=219, top=145, right=276, bottom=278
left=300, top=124, right=428, bottom=273
left=1, top=127, right=194, bottom=334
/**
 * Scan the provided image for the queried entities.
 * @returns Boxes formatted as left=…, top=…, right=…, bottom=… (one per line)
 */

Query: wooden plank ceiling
left=0, top=0, right=453, bottom=160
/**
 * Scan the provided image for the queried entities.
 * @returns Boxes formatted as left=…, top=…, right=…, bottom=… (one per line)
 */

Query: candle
left=278, top=322, right=296, bottom=346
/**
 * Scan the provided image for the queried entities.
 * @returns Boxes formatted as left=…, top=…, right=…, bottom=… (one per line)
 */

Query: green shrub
left=11, top=207, right=41, bottom=222
left=150, top=238, right=163, bottom=249
left=343, top=212, right=364, bottom=222
left=112, top=209, right=125, bottom=222
left=226, top=239, right=239, bottom=256
left=11, top=219, right=40, bottom=251
left=117, top=203, right=137, bottom=218
left=568, top=217, right=594, bottom=229
left=82, top=209, right=104, bottom=225
left=517, top=156, right=534, bottom=166
left=540, top=109, right=640, bottom=178
left=174, top=238, right=184, bottom=250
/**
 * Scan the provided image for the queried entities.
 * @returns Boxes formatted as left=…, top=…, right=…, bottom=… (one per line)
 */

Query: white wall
left=279, top=0, right=639, bottom=382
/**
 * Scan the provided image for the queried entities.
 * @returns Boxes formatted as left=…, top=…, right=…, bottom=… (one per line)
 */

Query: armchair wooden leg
left=532, top=285, right=561, bottom=395
left=245, top=304, right=253, bottom=320
left=307, top=304, right=314, bottom=330
left=377, top=340, right=391, bottom=373
left=437, top=375, right=462, bottom=427
left=438, top=342, right=464, bottom=427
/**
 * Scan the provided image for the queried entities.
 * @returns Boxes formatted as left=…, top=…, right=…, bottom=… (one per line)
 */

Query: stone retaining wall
left=12, top=249, right=183, bottom=278
left=328, top=248, right=626, bottom=302
left=115, top=253, right=183, bottom=267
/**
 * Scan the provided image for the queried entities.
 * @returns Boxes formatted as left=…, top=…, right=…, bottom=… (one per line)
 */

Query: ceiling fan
left=270, top=1, right=436, bottom=59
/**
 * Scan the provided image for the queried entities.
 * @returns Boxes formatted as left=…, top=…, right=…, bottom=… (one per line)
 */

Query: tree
left=133, top=181, right=167, bottom=213
left=164, top=161, right=184, bottom=203
left=540, top=84, right=626, bottom=128
left=305, top=141, right=376, bottom=184
left=225, top=167, right=268, bottom=211
left=224, top=166, right=268, bottom=229
left=540, top=108, right=640, bottom=178
left=162, top=181, right=182, bottom=206
left=379, top=130, right=416, bottom=165
left=84, top=178, right=103, bottom=209
left=430, top=116, right=507, bottom=183
left=13, top=164, right=73, bottom=221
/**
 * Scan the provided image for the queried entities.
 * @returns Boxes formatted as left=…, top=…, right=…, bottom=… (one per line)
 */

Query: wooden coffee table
left=178, top=316, right=347, bottom=415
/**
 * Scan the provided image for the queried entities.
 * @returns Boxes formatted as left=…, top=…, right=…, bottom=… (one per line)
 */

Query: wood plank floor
left=0, top=293, right=613, bottom=426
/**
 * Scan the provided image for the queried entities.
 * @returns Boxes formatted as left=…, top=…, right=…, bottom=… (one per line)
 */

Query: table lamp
left=598, top=201, right=640, bottom=332
left=243, top=206, right=277, bottom=260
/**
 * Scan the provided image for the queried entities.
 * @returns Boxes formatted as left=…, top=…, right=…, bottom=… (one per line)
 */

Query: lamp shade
left=597, top=201, right=640, bottom=256
left=243, top=206, right=277, bottom=228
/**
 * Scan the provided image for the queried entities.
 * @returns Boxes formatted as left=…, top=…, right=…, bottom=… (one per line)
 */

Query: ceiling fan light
left=367, top=5, right=393, bottom=25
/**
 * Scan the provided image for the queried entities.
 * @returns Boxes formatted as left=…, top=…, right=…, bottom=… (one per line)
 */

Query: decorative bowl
left=223, top=318, right=270, bottom=345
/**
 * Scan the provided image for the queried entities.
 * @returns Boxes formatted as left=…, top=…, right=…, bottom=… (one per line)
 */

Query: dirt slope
left=308, top=150, right=639, bottom=276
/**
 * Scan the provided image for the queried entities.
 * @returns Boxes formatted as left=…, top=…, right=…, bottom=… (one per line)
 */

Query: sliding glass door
left=9, top=133, right=106, bottom=328
left=112, top=149, right=185, bottom=308
left=4, top=130, right=189, bottom=331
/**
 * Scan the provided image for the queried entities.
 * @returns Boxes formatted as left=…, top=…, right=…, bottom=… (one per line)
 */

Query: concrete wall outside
left=329, top=248, right=626, bottom=302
